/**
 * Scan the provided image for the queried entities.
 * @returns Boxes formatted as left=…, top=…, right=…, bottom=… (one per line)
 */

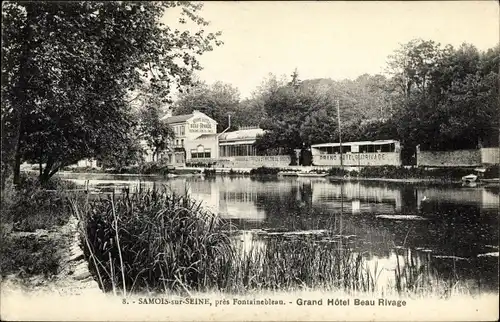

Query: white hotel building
left=160, top=110, right=291, bottom=168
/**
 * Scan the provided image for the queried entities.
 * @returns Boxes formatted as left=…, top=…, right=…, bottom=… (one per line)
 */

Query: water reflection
left=57, top=173, right=499, bottom=292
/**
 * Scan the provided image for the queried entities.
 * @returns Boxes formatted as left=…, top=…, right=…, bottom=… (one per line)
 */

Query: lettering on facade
left=315, top=153, right=400, bottom=166
left=235, top=156, right=288, bottom=162
left=319, top=153, right=387, bottom=161
left=189, top=118, right=213, bottom=133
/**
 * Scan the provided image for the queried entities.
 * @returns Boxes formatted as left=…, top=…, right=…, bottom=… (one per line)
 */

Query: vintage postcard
left=1, top=1, right=499, bottom=321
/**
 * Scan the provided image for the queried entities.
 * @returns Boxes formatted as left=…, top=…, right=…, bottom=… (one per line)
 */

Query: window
left=191, top=146, right=211, bottom=159
left=180, top=126, right=185, bottom=136
left=181, top=139, right=184, bottom=146
left=176, top=140, right=179, bottom=146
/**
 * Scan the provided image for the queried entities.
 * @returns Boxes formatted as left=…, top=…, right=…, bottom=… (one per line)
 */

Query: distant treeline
left=174, top=40, right=499, bottom=164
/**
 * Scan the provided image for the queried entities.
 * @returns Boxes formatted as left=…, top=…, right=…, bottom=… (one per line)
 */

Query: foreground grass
left=1, top=174, right=78, bottom=232
left=0, top=174, right=81, bottom=280
left=0, top=234, right=61, bottom=278
left=72, top=187, right=234, bottom=295
left=72, top=187, right=478, bottom=298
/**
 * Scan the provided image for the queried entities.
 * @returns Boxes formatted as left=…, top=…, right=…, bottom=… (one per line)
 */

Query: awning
left=219, top=140, right=256, bottom=146
left=311, top=140, right=399, bottom=148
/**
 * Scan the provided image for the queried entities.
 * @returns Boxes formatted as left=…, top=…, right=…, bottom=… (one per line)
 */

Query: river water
left=58, top=173, right=499, bottom=293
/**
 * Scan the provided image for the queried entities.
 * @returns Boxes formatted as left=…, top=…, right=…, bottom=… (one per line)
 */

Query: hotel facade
left=160, top=110, right=292, bottom=168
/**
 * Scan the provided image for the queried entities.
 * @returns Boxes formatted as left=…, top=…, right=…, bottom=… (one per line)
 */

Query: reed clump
left=223, top=237, right=370, bottom=294
left=72, top=187, right=235, bottom=295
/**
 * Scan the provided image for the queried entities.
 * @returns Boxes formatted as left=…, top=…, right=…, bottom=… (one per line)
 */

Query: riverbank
left=0, top=215, right=101, bottom=298
left=42, top=165, right=500, bottom=186
left=0, top=174, right=99, bottom=301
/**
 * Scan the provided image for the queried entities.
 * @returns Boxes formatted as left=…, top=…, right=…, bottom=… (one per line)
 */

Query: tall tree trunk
left=13, top=142, right=22, bottom=185
left=12, top=3, right=36, bottom=185
left=39, top=148, right=43, bottom=178
left=40, top=157, right=54, bottom=185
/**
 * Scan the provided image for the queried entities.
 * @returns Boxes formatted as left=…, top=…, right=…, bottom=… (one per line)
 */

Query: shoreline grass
left=0, top=173, right=84, bottom=281
left=48, top=164, right=500, bottom=183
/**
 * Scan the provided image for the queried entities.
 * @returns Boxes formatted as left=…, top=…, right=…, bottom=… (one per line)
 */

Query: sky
left=163, top=1, right=499, bottom=99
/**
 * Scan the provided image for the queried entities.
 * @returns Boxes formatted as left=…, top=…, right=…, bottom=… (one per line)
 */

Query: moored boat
left=278, top=171, right=299, bottom=176
left=461, top=174, right=478, bottom=183
left=296, top=172, right=328, bottom=177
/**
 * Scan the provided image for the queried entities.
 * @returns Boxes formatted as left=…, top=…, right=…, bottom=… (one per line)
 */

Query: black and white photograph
left=1, top=1, right=499, bottom=321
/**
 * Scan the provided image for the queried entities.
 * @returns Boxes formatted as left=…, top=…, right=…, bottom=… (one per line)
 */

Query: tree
left=233, top=73, right=288, bottom=128
left=2, top=1, right=221, bottom=185
left=138, top=91, right=175, bottom=162
left=387, top=40, right=499, bottom=152
left=174, top=81, right=239, bottom=132
left=386, top=39, right=452, bottom=101
left=254, top=72, right=341, bottom=163
left=96, top=128, right=145, bottom=171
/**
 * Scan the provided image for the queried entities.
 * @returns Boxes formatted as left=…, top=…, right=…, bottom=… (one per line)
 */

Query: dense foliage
left=173, top=80, right=241, bottom=132
left=2, top=173, right=78, bottom=232
left=387, top=40, right=499, bottom=152
left=1, top=1, right=221, bottom=185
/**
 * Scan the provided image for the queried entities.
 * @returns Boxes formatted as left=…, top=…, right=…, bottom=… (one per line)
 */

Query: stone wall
left=480, top=147, right=499, bottom=164
left=417, top=149, right=481, bottom=167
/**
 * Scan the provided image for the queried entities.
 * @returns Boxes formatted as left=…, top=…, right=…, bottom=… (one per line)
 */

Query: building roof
left=195, top=134, right=218, bottom=140
left=160, top=110, right=217, bottom=124
left=161, top=114, right=194, bottom=124
left=219, top=128, right=265, bottom=142
left=311, top=140, right=399, bottom=148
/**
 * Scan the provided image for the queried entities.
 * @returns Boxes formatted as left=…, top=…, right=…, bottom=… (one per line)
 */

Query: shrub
left=140, top=162, right=170, bottom=175
left=354, top=166, right=472, bottom=180
left=63, top=166, right=103, bottom=173
left=327, top=167, right=350, bottom=177
left=4, top=173, right=77, bottom=232
left=249, top=167, right=280, bottom=176
left=73, top=188, right=235, bottom=294
left=203, top=168, right=216, bottom=176
left=0, top=234, right=61, bottom=278
left=186, top=162, right=216, bottom=168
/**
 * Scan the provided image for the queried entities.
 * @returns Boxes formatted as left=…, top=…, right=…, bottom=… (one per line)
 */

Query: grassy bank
left=61, top=162, right=202, bottom=176
left=0, top=174, right=81, bottom=280
left=327, top=165, right=499, bottom=181
left=73, top=187, right=471, bottom=297
left=57, top=163, right=499, bottom=182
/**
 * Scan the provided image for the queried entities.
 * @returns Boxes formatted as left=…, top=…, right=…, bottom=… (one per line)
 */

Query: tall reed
left=73, top=186, right=234, bottom=295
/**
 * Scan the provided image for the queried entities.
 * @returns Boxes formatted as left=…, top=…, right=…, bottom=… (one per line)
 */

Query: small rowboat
left=278, top=171, right=299, bottom=176
left=461, top=174, right=477, bottom=183
left=296, top=172, right=328, bottom=177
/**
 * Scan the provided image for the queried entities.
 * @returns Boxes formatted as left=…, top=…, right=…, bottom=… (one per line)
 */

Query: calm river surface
left=58, top=172, right=499, bottom=293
